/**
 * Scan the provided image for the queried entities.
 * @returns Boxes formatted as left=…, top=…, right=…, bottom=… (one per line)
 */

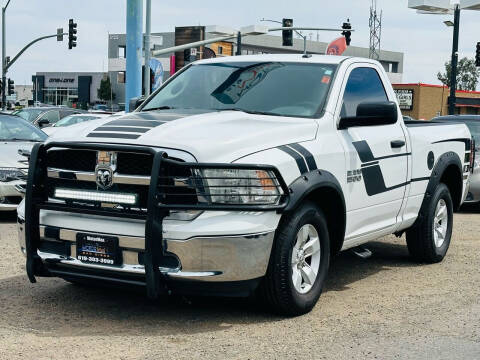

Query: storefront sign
left=48, top=78, right=75, bottom=84
left=394, top=89, right=414, bottom=110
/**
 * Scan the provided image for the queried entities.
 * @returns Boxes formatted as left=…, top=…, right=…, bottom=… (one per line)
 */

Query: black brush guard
left=24, top=142, right=289, bottom=298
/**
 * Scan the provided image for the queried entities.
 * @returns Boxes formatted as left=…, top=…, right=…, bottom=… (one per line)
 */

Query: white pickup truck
left=18, top=55, right=473, bottom=316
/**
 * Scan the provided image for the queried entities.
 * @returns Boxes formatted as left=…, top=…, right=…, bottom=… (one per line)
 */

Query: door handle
left=391, top=140, right=405, bottom=148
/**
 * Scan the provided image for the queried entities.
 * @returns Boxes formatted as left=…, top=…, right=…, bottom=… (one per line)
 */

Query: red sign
left=326, top=37, right=347, bottom=56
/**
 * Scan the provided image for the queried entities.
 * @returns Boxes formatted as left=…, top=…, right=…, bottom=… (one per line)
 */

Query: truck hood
left=0, top=141, right=35, bottom=168
left=47, top=109, right=318, bottom=162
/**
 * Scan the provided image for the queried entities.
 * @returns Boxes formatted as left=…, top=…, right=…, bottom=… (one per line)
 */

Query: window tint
left=341, top=67, right=388, bottom=118
left=40, top=110, right=60, bottom=124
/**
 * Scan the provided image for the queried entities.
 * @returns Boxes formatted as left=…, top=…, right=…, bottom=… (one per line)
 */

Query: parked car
left=12, top=107, right=83, bottom=128
left=0, top=113, right=47, bottom=211
left=432, top=115, right=480, bottom=204
left=42, top=113, right=112, bottom=136
left=18, top=55, right=472, bottom=315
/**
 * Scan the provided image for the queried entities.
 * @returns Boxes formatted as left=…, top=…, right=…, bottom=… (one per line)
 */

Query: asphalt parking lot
left=1, top=209, right=479, bottom=360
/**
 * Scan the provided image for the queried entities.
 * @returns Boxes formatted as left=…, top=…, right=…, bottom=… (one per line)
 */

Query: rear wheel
left=259, top=201, right=330, bottom=316
left=406, top=183, right=453, bottom=263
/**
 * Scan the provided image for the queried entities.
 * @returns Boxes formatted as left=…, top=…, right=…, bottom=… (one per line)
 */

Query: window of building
left=118, top=45, right=126, bottom=58
left=117, top=72, right=125, bottom=84
left=218, top=46, right=223, bottom=55
left=341, top=67, right=388, bottom=118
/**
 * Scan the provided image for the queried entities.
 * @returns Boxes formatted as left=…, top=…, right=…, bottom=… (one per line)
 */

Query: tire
left=406, top=183, right=453, bottom=263
left=259, top=201, right=330, bottom=316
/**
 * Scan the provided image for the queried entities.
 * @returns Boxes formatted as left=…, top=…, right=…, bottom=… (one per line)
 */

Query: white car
left=42, top=113, right=112, bottom=136
left=18, top=55, right=472, bottom=315
left=0, top=114, right=47, bottom=210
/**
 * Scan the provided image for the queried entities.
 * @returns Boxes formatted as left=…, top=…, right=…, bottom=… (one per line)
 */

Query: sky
left=3, top=0, right=480, bottom=86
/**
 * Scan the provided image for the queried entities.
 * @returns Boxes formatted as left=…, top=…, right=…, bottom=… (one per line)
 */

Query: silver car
left=0, top=114, right=47, bottom=210
left=433, top=115, right=480, bottom=204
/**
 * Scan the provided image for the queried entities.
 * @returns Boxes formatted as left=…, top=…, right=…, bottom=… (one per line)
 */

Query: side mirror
left=37, top=118, right=50, bottom=128
left=338, top=101, right=398, bottom=130
left=129, top=97, right=145, bottom=112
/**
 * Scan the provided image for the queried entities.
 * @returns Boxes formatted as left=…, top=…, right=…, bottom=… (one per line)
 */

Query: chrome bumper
left=0, top=181, right=25, bottom=211
left=18, top=221, right=275, bottom=282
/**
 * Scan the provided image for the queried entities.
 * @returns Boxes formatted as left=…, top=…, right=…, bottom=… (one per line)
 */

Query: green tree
left=437, top=57, right=480, bottom=91
left=97, top=76, right=116, bottom=102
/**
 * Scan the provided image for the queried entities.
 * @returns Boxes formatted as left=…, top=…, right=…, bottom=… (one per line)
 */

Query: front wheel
left=406, top=183, right=453, bottom=263
left=259, top=201, right=330, bottom=316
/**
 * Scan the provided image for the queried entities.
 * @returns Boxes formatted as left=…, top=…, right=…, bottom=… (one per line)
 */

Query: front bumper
left=17, top=215, right=276, bottom=283
left=0, top=180, right=25, bottom=211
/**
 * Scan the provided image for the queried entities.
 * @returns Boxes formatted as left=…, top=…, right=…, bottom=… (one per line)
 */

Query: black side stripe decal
left=352, top=140, right=418, bottom=196
left=87, top=133, right=141, bottom=139
left=278, top=145, right=308, bottom=174
left=93, top=126, right=150, bottom=133
left=432, top=138, right=471, bottom=151
left=104, top=119, right=165, bottom=127
left=352, top=140, right=411, bottom=162
left=288, top=143, right=318, bottom=171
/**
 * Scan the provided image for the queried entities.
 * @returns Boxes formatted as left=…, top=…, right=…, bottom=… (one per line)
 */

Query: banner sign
left=326, top=37, right=347, bottom=56
left=394, top=89, right=414, bottom=110
left=149, top=58, right=164, bottom=91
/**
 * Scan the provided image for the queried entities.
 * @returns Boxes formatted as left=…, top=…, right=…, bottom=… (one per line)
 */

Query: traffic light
left=476, top=42, right=480, bottom=67
left=342, top=20, right=352, bottom=46
left=68, top=19, right=77, bottom=49
left=282, top=18, right=293, bottom=47
left=7, top=79, right=14, bottom=96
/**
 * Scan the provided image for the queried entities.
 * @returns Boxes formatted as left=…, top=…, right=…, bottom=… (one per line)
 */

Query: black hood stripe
left=105, top=119, right=165, bottom=127
left=87, top=133, right=141, bottom=139
left=93, top=126, right=150, bottom=133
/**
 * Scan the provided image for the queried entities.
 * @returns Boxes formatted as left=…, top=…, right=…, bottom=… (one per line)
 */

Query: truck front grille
left=46, top=148, right=198, bottom=212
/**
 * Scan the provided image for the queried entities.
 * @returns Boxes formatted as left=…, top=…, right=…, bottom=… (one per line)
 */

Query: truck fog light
left=54, top=188, right=137, bottom=205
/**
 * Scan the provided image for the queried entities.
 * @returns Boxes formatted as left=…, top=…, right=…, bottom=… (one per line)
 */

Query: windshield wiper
left=143, top=106, right=176, bottom=111
left=215, top=108, right=275, bottom=116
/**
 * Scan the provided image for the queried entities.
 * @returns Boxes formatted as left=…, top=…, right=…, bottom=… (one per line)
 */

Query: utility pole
left=236, top=31, right=242, bottom=55
left=448, top=4, right=460, bottom=115
left=2, top=0, right=12, bottom=110
left=144, top=0, right=151, bottom=97
left=125, top=0, right=143, bottom=112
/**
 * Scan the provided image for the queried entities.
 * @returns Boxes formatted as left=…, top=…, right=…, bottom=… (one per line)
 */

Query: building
left=392, top=83, right=480, bottom=120
left=107, top=26, right=405, bottom=105
left=31, top=72, right=106, bottom=107
left=12, top=85, right=32, bottom=106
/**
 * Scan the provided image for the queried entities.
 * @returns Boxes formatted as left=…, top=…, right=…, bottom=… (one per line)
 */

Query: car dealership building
left=31, top=72, right=106, bottom=107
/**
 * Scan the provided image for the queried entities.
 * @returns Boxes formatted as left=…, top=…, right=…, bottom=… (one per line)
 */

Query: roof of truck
left=195, top=54, right=377, bottom=66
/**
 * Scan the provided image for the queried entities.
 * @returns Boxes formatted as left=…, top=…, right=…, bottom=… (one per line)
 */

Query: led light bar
left=54, top=188, right=137, bottom=205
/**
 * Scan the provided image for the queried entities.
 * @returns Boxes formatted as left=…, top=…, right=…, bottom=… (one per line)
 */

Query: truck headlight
left=0, top=168, right=24, bottom=182
left=198, top=169, right=282, bottom=205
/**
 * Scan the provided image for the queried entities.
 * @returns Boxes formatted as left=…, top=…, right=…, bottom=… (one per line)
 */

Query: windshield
left=12, top=108, right=45, bottom=122
left=0, top=115, right=47, bottom=141
left=142, top=62, right=337, bottom=118
left=55, top=115, right=99, bottom=127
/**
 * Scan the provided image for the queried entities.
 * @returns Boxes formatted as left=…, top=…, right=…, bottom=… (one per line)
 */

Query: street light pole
left=144, top=0, right=151, bottom=97
left=448, top=4, right=461, bottom=115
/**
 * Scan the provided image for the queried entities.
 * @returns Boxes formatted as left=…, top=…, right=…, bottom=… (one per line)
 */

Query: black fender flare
left=414, top=151, right=463, bottom=226
left=283, top=169, right=346, bottom=254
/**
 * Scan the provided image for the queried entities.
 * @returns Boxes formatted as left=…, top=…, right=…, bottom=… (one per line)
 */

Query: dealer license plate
left=76, top=233, right=121, bottom=265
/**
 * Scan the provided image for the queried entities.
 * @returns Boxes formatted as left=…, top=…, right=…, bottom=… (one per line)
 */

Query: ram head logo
left=95, top=151, right=117, bottom=190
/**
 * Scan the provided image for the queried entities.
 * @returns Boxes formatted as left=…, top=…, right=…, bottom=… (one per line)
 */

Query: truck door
left=336, top=65, right=408, bottom=240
